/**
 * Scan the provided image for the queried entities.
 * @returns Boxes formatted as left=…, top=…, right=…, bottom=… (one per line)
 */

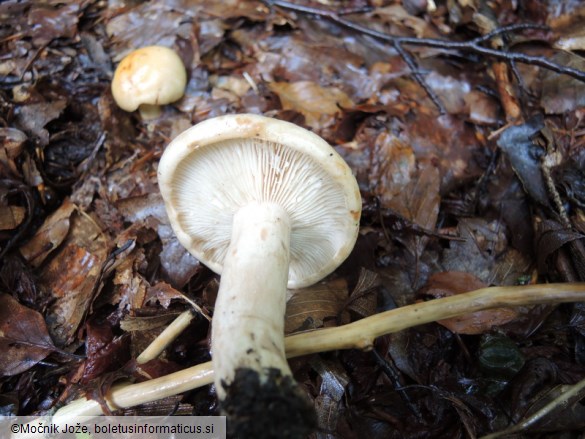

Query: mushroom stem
left=213, top=202, right=291, bottom=392
left=212, top=201, right=315, bottom=436
left=138, top=103, right=162, bottom=120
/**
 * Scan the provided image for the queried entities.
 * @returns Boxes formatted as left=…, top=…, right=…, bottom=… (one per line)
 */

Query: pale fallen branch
left=480, top=375, right=585, bottom=438
left=136, top=310, right=195, bottom=364
left=52, top=283, right=585, bottom=425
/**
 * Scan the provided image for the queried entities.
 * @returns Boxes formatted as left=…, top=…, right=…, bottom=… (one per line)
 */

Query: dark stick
left=264, top=0, right=585, bottom=83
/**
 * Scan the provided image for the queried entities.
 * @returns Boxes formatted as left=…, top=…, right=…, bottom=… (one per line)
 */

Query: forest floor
left=1, top=1, right=585, bottom=438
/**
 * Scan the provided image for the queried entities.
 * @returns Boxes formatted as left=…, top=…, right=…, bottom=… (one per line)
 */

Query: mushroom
left=157, top=114, right=361, bottom=436
left=111, top=46, right=187, bottom=120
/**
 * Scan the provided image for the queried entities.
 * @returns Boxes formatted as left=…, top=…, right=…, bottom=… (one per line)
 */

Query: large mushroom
left=157, top=114, right=361, bottom=437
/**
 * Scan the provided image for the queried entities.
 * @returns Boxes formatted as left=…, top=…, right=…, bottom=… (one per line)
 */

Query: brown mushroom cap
left=111, top=46, right=187, bottom=113
left=158, top=114, right=361, bottom=289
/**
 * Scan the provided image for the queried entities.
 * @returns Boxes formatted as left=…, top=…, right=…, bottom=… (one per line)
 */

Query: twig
left=263, top=1, right=585, bottom=83
left=480, top=376, right=585, bottom=439
left=136, top=310, right=195, bottom=364
left=50, top=282, right=585, bottom=424
left=393, top=41, right=446, bottom=114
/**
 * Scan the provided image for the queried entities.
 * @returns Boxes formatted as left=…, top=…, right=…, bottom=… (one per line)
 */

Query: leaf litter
left=1, top=0, right=585, bottom=437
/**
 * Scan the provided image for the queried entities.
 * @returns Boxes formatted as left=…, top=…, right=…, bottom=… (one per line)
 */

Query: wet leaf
left=442, top=218, right=508, bottom=283
left=110, top=248, right=149, bottom=311
left=344, top=268, right=379, bottom=321
left=285, top=279, right=348, bottom=334
left=42, top=210, right=109, bottom=347
left=0, top=206, right=26, bottom=231
left=541, top=52, right=585, bottom=114
left=268, top=81, right=354, bottom=129
left=116, top=193, right=200, bottom=288
left=426, top=71, right=498, bottom=124
left=27, top=3, right=80, bottom=46
left=370, top=133, right=416, bottom=207
left=422, top=272, right=519, bottom=334
left=311, top=358, right=349, bottom=433
left=0, top=293, right=56, bottom=376
left=406, top=114, right=485, bottom=190
left=497, top=115, right=550, bottom=207
left=536, top=219, right=585, bottom=273
left=19, top=198, right=76, bottom=267
left=0, top=128, right=27, bottom=171
left=14, top=101, right=67, bottom=146
left=78, top=318, right=130, bottom=385
left=386, top=160, right=441, bottom=257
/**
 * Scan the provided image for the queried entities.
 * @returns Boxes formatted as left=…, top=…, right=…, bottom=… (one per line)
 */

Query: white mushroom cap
left=158, top=114, right=361, bottom=288
left=111, top=46, right=187, bottom=115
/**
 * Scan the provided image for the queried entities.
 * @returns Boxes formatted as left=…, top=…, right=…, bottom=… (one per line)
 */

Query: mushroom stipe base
left=221, top=368, right=317, bottom=439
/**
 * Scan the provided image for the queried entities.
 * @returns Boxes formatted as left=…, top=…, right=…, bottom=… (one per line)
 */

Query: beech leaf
left=0, top=293, right=56, bottom=376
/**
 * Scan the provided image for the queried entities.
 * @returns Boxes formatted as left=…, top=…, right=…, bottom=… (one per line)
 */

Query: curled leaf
left=0, top=294, right=56, bottom=376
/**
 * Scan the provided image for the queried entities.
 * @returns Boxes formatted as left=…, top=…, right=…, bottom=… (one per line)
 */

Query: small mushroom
left=158, top=114, right=361, bottom=437
left=111, top=46, right=187, bottom=120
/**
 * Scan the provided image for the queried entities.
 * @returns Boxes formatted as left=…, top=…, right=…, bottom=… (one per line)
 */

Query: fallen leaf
left=344, top=268, right=379, bottom=321
left=285, top=279, right=348, bottom=333
left=388, top=160, right=441, bottom=256
left=14, top=100, right=67, bottom=146
left=110, top=247, right=149, bottom=312
left=421, top=272, right=519, bottom=334
left=268, top=80, right=354, bottom=129
left=405, top=114, right=484, bottom=191
left=541, top=52, right=585, bottom=114
left=536, top=218, right=585, bottom=274
left=443, top=218, right=509, bottom=283
left=79, top=318, right=130, bottom=384
left=497, top=115, right=550, bottom=207
left=27, top=3, right=80, bottom=46
left=145, top=282, right=210, bottom=321
left=0, top=293, right=57, bottom=376
left=370, top=132, right=416, bottom=206
left=0, top=127, right=27, bottom=172
left=42, top=210, right=109, bottom=347
left=19, top=198, right=76, bottom=267
left=0, top=206, right=26, bottom=231
left=116, top=193, right=201, bottom=288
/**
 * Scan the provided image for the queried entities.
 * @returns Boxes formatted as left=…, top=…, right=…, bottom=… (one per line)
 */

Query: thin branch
left=264, top=0, right=585, bottom=83
left=471, top=23, right=549, bottom=44
left=50, top=282, right=585, bottom=424
left=393, top=41, right=446, bottom=114
left=480, top=376, right=585, bottom=439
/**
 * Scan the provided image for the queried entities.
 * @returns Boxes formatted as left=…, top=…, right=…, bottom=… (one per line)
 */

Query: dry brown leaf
left=0, top=205, right=26, bottom=231
left=19, top=198, right=76, bottom=267
left=371, top=132, right=416, bottom=206
left=116, top=193, right=200, bottom=288
left=27, top=3, right=79, bottom=46
left=374, top=5, right=438, bottom=38
left=0, top=293, right=57, bottom=376
left=423, top=272, right=519, bottom=335
left=14, top=100, right=67, bottom=146
left=42, top=210, right=109, bottom=346
left=345, top=268, right=379, bottom=321
left=442, top=218, right=509, bottom=283
left=387, top=160, right=440, bottom=256
left=405, top=114, right=484, bottom=190
left=268, top=80, right=354, bottom=129
left=143, top=282, right=207, bottom=320
left=111, top=248, right=149, bottom=311
left=541, top=51, right=585, bottom=114
left=285, top=279, right=348, bottom=334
